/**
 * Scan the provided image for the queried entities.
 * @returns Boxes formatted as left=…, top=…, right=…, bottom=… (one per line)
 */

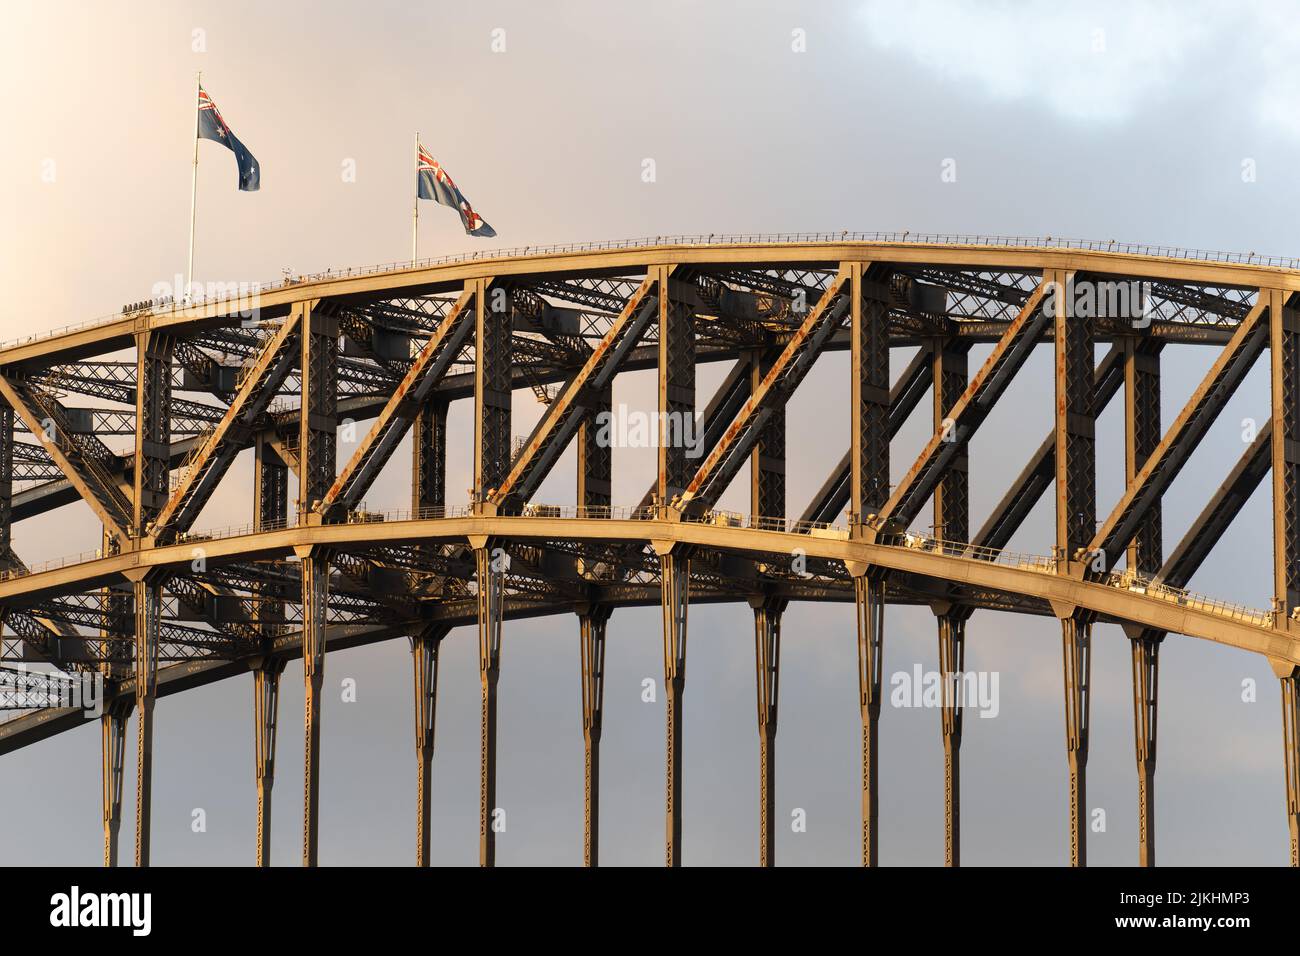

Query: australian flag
left=198, top=85, right=260, bottom=191
left=417, top=142, right=496, bottom=237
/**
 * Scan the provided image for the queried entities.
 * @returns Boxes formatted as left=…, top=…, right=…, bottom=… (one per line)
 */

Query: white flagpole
left=412, top=132, right=420, bottom=265
left=186, top=71, right=201, bottom=303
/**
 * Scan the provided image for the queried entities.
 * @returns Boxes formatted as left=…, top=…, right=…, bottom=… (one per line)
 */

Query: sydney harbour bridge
left=0, top=234, right=1297, bottom=868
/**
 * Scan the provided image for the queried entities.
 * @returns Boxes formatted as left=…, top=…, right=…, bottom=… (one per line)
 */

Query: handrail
left=5, top=232, right=1297, bottom=352
left=0, top=508, right=1272, bottom=628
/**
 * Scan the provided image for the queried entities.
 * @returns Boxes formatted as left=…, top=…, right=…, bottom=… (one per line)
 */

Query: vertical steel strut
left=474, top=542, right=504, bottom=866
left=1061, top=615, right=1092, bottom=867
left=660, top=547, right=689, bottom=866
left=130, top=573, right=161, bottom=866
left=937, top=610, right=967, bottom=866
left=751, top=594, right=785, bottom=866
left=851, top=568, right=884, bottom=865
left=412, top=624, right=446, bottom=866
left=1053, top=268, right=1096, bottom=867
left=1271, top=289, right=1300, bottom=863
left=299, top=548, right=329, bottom=866
left=1124, top=331, right=1163, bottom=866
left=578, top=604, right=611, bottom=866
left=253, top=656, right=286, bottom=867
left=1281, top=668, right=1300, bottom=866
left=1130, top=633, right=1159, bottom=866
left=295, top=298, right=337, bottom=867
left=931, top=329, right=970, bottom=866
left=101, top=696, right=131, bottom=867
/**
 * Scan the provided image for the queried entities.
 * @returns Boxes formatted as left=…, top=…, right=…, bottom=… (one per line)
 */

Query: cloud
left=857, top=0, right=1231, bottom=124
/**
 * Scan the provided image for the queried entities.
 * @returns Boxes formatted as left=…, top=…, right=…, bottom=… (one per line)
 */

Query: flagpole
left=186, top=71, right=201, bottom=303
left=412, top=131, right=419, bottom=265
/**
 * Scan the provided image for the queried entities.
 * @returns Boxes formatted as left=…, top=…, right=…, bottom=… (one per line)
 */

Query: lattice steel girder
left=167, top=572, right=260, bottom=644
left=679, top=269, right=849, bottom=514
left=17, top=596, right=101, bottom=658
left=1123, top=335, right=1164, bottom=580
left=659, top=544, right=689, bottom=866
left=1271, top=291, right=1300, bottom=619
left=331, top=549, right=425, bottom=621
left=299, top=303, right=339, bottom=514
left=578, top=381, right=612, bottom=512
left=36, top=361, right=145, bottom=405
left=254, top=434, right=289, bottom=532
left=721, top=268, right=836, bottom=308
left=357, top=296, right=457, bottom=336
left=492, top=276, right=658, bottom=511
left=852, top=262, right=892, bottom=523
left=1089, top=296, right=1268, bottom=570
left=414, top=399, right=448, bottom=513
left=578, top=603, right=611, bottom=867
left=412, top=623, right=447, bottom=867
left=849, top=565, right=885, bottom=866
left=1147, top=281, right=1254, bottom=326
left=134, top=331, right=173, bottom=530
left=974, top=345, right=1125, bottom=551
left=1053, top=270, right=1097, bottom=565
left=0, top=375, right=132, bottom=541
left=473, top=540, right=505, bottom=867
left=530, top=275, right=648, bottom=318
left=337, top=306, right=411, bottom=373
left=253, top=656, right=286, bottom=867
left=473, top=281, right=512, bottom=510
left=749, top=349, right=786, bottom=520
left=656, top=266, right=696, bottom=510
left=751, top=594, right=785, bottom=867
left=0, top=663, right=79, bottom=708
left=323, top=291, right=474, bottom=517
left=875, top=277, right=1050, bottom=534
left=19, top=591, right=234, bottom=662
left=153, top=310, right=302, bottom=537
left=804, top=343, right=932, bottom=527
left=11, top=401, right=222, bottom=438
left=933, top=337, right=970, bottom=544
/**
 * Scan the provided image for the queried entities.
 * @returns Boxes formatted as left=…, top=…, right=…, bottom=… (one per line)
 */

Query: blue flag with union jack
left=198, top=85, right=260, bottom=192
left=417, top=142, right=496, bottom=238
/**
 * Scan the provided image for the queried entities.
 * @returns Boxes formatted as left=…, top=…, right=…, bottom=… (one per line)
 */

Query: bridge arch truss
left=2, top=236, right=1299, bottom=867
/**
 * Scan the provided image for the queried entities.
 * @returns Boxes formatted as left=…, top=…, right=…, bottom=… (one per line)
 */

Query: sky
left=1, top=0, right=1299, bottom=866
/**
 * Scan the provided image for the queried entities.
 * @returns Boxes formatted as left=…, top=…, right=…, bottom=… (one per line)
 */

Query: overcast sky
left=2, top=0, right=1299, bottom=866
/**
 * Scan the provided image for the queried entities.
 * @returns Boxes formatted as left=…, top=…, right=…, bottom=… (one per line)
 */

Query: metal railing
left=878, top=530, right=1272, bottom=626
left=7, top=232, right=1299, bottom=352
left=0, top=507, right=1272, bottom=628
left=878, top=531, right=1057, bottom=573
left=680, top=508, right=848, bottom=537
left=0, top=547, right=108, bottom=581
left=1099, top=567, right=1272, bottom=627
